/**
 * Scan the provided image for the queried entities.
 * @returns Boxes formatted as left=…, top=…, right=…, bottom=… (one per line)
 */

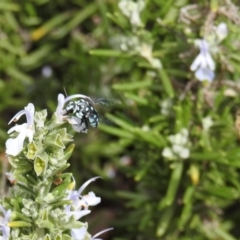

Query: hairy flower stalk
left=1, top=94, right=112, bottom=239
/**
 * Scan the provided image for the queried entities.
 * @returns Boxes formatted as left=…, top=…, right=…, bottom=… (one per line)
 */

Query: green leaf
left=89, top=49, right=127, bottom=57
left=106, top=12, right=129, bottom=29
left=0, top=40, right=24, bottom=56
left=8, top=221, right=32, bottom=227
left=99, top=124, right=134, bottom=139
left=210, top=0, right=219, bottom=11
left=6, top=67, right=32, bottom=84
left=156, top=206, right=175, bottom=237
left=124, top=92, right=149, bottom=105
left=8, top=156, right=33, bottom=172
left=63, top=144, right=75, bottom=161
left=20, top=45, right=54, bottom=69
left=159, top=162, right=183, bottom=208
left=178, top=186, right=194, bottom=230
left=116, top=191, right=148, bottom=201
left=105, top=113, right=133, bottom=131
left=30, top=12, right=70, bottom=41
left=203, top=185, right=239, bottom=199
left=158, top=69, right=174, bottom=98
left=212, top=228, right=236, bottom=240
left=0, top=2, right=20, bottom=11
left=52, top=3, right=98, bottom=39
left=133, top=128, right=165, bottom=147
left=113, top=79, right=152, bottom=90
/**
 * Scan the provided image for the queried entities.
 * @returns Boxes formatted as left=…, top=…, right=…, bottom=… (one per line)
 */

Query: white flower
left=215, top=22, right=228, bottom=42
left=79, top=192, right=101, bottom=208
left=190, top=39, right=215, bottom=82
left=6, top=103, right=35, bottom=156
left=168, top=128, right=188, bottom=145
left=202, top=116, right=214, bottom=131
left=56, top=93, right=92, bottom=122
left=90, top=228, right=113, bottom=240
left=138, top=42, right=162, bottom=69
left=109, top=35, right=139, bottom=52
left=65, top=190, right=91, bottom=220
left=162, top=147, right=176, bottom=160
left=191, top=40, right=215, bottom=71
left=65, top=177, right=101, bottom=220
left=71, top=225, right=113, bottom=240
left=56, top=93, right=93, bottom=119
left=118, top=0, right=145, bottom=27
left=56, top=93, right=66, bottom=123
left=0, top=205, right=11, bottom=239
left=172, top=145, right=190, bottom=159
left=179, top=148, right=190, bottom=159
left=160, top=99, right=173, bottom=116
left=71, top=226, right=87, bottom=240
left=163, top=128, right=190, bottom=160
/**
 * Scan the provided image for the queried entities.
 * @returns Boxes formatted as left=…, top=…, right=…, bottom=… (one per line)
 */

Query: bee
left=64, top=98, right=99, bottom=133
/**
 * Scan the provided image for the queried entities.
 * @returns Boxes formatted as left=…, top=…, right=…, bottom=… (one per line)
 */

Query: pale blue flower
left=195, top=67, right=215, bottom=82
left=6, top=103, right=35, bottom=156
left=91, top=227, right=113, bottom=240
left=65, top=177, right=101, bottom=220
left=65, top=190, right=90, bottom=220
left=71, top=225, right=113, bottom=240
left=190, top=39, right=215, bottom=82
left=71, top=226, right=87, bottom=240
left=41, top=65, right=53, bottom=78
left=0, top=205, right=11, bottom=239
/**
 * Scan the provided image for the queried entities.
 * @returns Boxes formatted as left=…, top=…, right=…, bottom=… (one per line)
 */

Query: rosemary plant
left=1, top=94, right=112, bottom=240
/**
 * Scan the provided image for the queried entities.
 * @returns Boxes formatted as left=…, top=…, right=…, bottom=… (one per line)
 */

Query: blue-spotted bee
left=63, top=97, right=120, bottom=133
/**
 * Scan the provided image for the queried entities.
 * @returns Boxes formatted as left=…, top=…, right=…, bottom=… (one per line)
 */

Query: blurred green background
left=2, top=0, right=240, bottom=239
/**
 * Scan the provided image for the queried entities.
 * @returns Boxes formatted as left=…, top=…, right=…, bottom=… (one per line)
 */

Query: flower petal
left=73, top=210, right=91, bottom=220
left=199, top=39, right=209, bottom=54
left=56, top=94, right=66, bottom=122
left=71, top=226, right=87, bottom=240
left=195, top=67, right=215, bottom=82
left=92, top=228, right=113, bottom=240
left=0, top=205, right=11, bottom=240
left=7, top=123, right=27, bottom=134
left=81, top=192, right=101, bottom=207
left=190, top=54, right=204, bottom=71
left=130, top=10, right=141, bottom=26
left=26, top=128, right=34, bottom=143
left=25, top=103, right=35, bottom=126
left=179, top=148, right=190, bottom=159
left=6, top=129, right=28, bottom=156
left=77, top=177, right=102, bottom=195
left=8, top=103, right=35, bottom=126
left=205, top=52, right=215, bottom=70
left=216, top=22, right=228, bottom=41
